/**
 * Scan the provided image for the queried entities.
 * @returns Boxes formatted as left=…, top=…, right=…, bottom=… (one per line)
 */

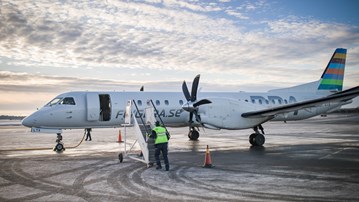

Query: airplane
left=22, top=48, right=359, bottom=151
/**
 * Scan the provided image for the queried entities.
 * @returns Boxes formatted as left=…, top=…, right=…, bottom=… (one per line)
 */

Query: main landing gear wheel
left=249, top=125, right=266, bottom=146
left=249, top=133, right=256, bottom=145
left=254, top=133, right=265, bottom=146
left=249, top=133, right=265, bottom=146
left=188, top=128, right=199, bottom=141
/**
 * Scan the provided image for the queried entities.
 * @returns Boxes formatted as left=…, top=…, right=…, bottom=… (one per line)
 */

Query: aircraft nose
left=22, top=115, right=36, bottom=128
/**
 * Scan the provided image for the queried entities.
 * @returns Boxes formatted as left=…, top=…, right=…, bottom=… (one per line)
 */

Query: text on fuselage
left=116, top=109, right=184, bottom=119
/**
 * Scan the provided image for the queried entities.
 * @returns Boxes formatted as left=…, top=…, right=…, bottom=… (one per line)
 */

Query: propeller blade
left=182, top=81, right=191, bottom=101
left=193, top=99, right=212, bottom=108
left=191, top=74, right=200, bottom=102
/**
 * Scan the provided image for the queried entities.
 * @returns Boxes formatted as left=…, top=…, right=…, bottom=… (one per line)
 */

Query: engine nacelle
left=198, top=97, right=269, bottom=130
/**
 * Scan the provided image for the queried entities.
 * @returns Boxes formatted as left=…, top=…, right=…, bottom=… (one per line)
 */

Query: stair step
left=139, top=124, right=151, bottom=139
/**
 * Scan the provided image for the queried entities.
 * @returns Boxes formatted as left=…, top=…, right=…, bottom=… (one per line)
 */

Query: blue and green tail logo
left=318, top=48, right=346, bottom=91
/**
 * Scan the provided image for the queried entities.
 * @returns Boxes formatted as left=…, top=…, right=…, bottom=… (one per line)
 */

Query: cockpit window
left=60, top=97, right=76, bottom=105
left=46, top=98, right=62, bottom=106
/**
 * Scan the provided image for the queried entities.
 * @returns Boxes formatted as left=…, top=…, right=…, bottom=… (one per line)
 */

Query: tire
left=249, top=133, right=256, bottom=145
left=254, top=134, right=265, bottom=146
left=118, top=153, right=123, bottom=163
left=189, top=130, right=199, bottom=140
left=55, top=143, right=64, bottom=151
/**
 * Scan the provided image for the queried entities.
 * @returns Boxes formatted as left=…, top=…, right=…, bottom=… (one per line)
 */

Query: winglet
left=318, top=48, right=347, bottom=91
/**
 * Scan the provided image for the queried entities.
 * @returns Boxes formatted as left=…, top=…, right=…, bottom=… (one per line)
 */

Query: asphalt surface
left=0, top=114, right=359, bottom=201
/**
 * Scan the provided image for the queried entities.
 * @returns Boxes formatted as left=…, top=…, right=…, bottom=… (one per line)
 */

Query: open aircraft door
left=86, top=93, right=100, bottom=121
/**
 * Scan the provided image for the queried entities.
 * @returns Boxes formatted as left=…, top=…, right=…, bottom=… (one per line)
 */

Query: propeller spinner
left=182, top=75, right=211, bottom=124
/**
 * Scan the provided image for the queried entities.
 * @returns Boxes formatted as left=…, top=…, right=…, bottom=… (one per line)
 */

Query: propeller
left=182, top=74, right=211, bottom=124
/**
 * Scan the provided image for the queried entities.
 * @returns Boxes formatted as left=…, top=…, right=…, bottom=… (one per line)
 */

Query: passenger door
left=86, top=93, right=100, bottom=121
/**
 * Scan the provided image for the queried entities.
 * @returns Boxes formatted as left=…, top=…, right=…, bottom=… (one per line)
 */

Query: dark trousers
left=155, top=143, right=169, bottom=169
left=85, top=132, right=91, bottom=141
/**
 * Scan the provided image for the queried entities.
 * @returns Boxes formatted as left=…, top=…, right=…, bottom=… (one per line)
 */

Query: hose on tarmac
left=0, top=132, right=86, bottom=152
left=66, top=130, right=86, bottom=149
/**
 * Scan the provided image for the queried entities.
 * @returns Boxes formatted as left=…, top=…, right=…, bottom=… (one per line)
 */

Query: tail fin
left=318, top=48, right=346, bottom=91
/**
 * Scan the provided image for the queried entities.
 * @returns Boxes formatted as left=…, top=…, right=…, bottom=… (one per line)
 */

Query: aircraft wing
left=241, top=86, right=359, bottom=118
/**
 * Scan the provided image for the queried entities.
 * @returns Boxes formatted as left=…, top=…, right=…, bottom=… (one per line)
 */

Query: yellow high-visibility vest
left=153, top=126, right=168, bottom=144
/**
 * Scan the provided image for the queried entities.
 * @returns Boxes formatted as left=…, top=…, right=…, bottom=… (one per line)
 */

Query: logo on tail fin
left=318, top=48, right=346, bottom=91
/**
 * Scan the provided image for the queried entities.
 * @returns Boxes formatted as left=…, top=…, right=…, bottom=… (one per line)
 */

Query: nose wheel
left=53, top=133, right=65, bottom=152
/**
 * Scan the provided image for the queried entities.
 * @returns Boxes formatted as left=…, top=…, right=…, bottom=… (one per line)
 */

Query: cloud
left=225, top=9, right=249, bottom=19
left=0, top=71, right=185, bottom=93
left=0, top=1, right=358, bottom=71
left=0, top=1, right=241, bottom=71
left=163, top=0, right=223, bottom=12
left=1, top=1, right=358, bottom=76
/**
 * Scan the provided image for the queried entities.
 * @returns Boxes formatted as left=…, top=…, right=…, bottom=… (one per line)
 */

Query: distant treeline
left=0, top=115, right=26, bottom=120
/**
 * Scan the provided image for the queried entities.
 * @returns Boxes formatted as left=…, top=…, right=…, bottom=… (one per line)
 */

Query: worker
left=150, top=121, right=170, bottom=171
left=85, top=128, right=92, bottom=141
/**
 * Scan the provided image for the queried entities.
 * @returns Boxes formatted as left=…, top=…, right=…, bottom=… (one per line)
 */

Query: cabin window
left=179, top=100, right=184, bottom=105
left=165, top=100, right=169, bottom=105
left=60, top=97, right=76, bottom=105
left=278, top=100, right=282, bottom=104
left=245, top=99, right=248, bottom=102
left=156, top=100, right=160, bottom=106
left=259, top=100, right=262, bottom=105
left=251, top=99, right=255, bottom=103
left=99, top=94, right=111, bottom=121
left=284, top=99, right=288, bottom=104
left=265, top=100, right=269, bottom=104
left=137, top=100, right=142, bottom=106
left=272, top=100, right=275, bottom=104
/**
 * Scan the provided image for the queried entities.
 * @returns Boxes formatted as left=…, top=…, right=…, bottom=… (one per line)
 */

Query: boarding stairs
left=121, top=99, right=165, bottom=166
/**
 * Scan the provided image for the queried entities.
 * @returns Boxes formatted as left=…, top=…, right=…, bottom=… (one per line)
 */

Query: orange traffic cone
left=203, top=145, right=214, bottom=168
left=118, top=130, right=123, bottom=143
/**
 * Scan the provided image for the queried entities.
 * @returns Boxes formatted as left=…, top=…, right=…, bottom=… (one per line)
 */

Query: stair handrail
left=148, top=99, right=169, bottom=134
left=132, top=99, right=151, bottom=136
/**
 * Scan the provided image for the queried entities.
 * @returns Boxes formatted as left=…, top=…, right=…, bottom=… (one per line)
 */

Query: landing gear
left=249, top=125, right=265, bottom=146
left=249, top=133, right=265, bottom=146
left=188, top=127, right=199, bottom=141
left=54, top=142, right=64, bottom=151
left=54, top=133, right=65, bottom=152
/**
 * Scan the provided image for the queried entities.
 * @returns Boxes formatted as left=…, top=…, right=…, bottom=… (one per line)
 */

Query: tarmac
left=0, top=114, right=359, bottom=201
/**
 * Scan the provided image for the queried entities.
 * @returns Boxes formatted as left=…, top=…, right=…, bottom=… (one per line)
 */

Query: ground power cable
left=0, top=132, right=86, bottom=152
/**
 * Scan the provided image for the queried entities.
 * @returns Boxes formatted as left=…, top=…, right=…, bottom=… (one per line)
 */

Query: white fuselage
left=22, top=90, right=342, bottom=130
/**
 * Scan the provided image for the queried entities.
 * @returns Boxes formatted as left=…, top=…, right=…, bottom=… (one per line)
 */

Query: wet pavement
left=0, top=114, right=359, bottom=201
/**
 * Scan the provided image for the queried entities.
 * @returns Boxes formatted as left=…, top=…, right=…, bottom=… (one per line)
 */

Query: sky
left=1, top=0, right=359, bottom=116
